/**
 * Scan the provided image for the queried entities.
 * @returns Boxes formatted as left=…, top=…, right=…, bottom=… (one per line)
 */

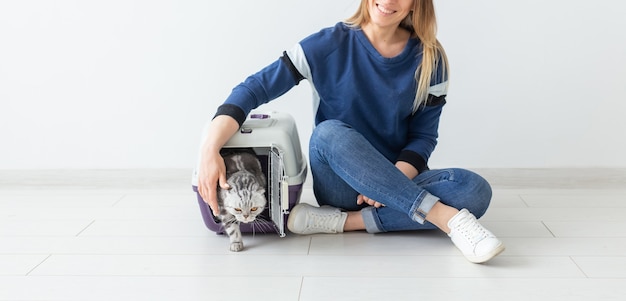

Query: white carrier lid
left=192, top=111, right=307, bottom=187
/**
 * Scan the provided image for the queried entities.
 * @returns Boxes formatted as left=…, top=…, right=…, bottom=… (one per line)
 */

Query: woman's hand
left=198, top=152, right=230, bottom=216
left=196, top=115, right=241, bottom=216
left=357, top=194, right=385, bottom=208
left=355, top=161, right=418, bottom=209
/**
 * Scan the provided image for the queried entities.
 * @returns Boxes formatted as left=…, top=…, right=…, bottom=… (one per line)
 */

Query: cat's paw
left=229, top=242, right=244, bottom=252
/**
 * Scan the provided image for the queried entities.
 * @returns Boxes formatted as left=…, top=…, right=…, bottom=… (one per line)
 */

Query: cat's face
left=221, top=188, right=266, bottom=223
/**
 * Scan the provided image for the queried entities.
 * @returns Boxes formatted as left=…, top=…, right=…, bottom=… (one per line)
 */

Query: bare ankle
left=425, top=201, right=459, bottom=234
left=343, top=211, right=366, bottom=231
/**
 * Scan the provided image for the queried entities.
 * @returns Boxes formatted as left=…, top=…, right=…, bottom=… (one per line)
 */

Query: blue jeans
left=309, top=120, right=492, bottom=233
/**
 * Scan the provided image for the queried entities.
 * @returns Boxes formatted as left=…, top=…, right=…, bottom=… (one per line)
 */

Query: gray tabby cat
left=217, top=151, right=267, bottom=252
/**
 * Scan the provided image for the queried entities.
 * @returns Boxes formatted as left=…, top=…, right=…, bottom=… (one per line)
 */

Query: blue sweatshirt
left=215, top=22, right=448, bottom=172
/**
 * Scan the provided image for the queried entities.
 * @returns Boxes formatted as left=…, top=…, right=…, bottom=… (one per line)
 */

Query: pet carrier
left=191, top=112, right=307, bottom=237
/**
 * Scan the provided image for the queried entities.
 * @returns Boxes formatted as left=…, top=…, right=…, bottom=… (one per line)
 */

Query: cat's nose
left=243, top=214, right=249, bottom=219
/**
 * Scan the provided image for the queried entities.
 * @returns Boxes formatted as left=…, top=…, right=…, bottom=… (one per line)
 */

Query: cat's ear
left=257, top=188, right=266, bottom=195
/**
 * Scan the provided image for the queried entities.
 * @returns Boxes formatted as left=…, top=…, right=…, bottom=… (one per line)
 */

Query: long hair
left=345, top=0, right=449, bottom=112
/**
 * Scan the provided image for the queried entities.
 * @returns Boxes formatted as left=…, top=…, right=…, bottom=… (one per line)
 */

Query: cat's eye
left=235, top=208, right=242, bottom=212
left=250, top=207, right=258, bottom=212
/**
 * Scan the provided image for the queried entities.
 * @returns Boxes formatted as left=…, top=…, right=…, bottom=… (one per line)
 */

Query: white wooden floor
left=1, top=169, right=625, bottom=301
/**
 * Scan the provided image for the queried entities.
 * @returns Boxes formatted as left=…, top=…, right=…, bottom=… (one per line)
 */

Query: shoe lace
left=307, top=211, right=340, bottom=231
left=456, top=214, right=489, bottom=245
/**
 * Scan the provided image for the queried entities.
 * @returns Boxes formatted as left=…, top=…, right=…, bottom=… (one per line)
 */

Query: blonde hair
left=345, top=0, right=449, bottom=112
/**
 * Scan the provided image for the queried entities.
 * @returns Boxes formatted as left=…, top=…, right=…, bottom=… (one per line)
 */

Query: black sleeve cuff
left=213, top=104, right=247, bottom=127
left=281, top=51, right=305, bottom=84
left=425, top=94, right=447, bottom=106
left=396, top=150, right=429, bottom=173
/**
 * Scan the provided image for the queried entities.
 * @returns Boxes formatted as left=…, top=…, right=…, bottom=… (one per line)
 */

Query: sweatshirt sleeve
left=213, top=52, right=305, bottom=126
left=397, top=96, right=446, bottom=173
left=397, top=52, right=449, bottom=173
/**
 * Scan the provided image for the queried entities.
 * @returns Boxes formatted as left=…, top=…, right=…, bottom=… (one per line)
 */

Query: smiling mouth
left=376, top=3, right=397, bottom=15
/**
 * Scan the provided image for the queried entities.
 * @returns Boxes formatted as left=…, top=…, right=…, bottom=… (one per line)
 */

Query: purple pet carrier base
left=192, top=184, right=303, bottom=235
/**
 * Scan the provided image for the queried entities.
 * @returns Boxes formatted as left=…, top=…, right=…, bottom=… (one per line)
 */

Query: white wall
left=1, top=0, right=624, bottom=169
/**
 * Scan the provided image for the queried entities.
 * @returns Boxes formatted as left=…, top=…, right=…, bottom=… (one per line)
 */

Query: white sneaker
left=287, top=203, right=347, bottom=235
left=448, top=209, right=505, bottom=263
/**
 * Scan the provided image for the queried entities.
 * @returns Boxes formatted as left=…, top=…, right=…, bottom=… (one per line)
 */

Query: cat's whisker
left=252, top=222, right=257, bottom=238
left=252, top=216, right=274, bottom=234
left=256, top=222, right=268, bottom=234
left=262, top=221, right=275, bottom=234
left=251, top=221, right=260, bottom=236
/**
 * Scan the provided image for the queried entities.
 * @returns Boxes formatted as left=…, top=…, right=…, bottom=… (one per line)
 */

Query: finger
left=199, top=183, right=208, bottom=206
left=198, top=184, right=205, bottom=202
left=198, top=184, right=212, bottom=214
left=219, top=173, right=230, bottom=190
left=205, top=183, right=220, bottom=216
left=374, top=202, right=383, bottom=208
left=356, top=195, right=364, bottom=205
left=363, top=196, right=376, bottom=206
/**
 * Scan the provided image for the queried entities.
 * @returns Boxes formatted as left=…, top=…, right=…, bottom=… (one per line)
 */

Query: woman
left=197, top=0, right=505, bottom=263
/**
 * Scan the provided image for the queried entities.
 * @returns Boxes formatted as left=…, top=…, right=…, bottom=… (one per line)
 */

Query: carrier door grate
left=269, top=146, right=287, bottom=237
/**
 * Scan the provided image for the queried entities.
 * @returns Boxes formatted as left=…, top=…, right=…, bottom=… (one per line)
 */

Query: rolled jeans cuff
left=361, top=207, right=384, bottom=233
left=410, top=191, right=440, bottom=224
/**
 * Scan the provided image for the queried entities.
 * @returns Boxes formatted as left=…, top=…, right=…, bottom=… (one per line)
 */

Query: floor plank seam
left=25, top=254, right=51, bottom=276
